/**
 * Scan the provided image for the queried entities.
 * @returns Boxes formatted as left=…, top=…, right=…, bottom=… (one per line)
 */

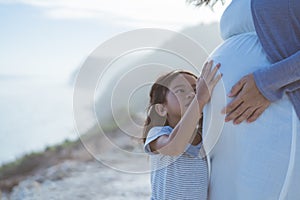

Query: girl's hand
left=197, top=60, right=222, bottom=108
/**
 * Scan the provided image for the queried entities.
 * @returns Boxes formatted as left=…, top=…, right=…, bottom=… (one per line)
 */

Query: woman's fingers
left=228, top=76, right=246, bottom=97
left=221, top=95, right=243, bottom=115
left=224, top=100, right=245, bottom=122
left=247, top=106, right=267, bottom=123
left=223, top=73, right=271, bottom=123
left=232, top=107, right=254, bottom=124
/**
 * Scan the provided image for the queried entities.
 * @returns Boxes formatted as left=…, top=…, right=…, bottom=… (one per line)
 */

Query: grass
left=0, top=112, right=145, bottom=192
left=0, top=138, right=78, bottom=179
left=0, top=120, right=118, bottom=180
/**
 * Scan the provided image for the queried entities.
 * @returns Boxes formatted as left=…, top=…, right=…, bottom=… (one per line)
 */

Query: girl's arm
left=150, top=61, right=221, bottom=156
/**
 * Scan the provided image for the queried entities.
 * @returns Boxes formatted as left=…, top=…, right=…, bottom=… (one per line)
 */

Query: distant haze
left=72, top=23, right=223, bottom=134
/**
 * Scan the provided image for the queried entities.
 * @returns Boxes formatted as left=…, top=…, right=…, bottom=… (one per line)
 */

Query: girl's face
left=164, top=73, right=197, bottom=125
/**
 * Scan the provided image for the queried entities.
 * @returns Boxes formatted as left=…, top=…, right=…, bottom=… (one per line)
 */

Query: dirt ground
left=1, top=124, right=152, bottom=200
left=4, top=160, right=151, bottom=200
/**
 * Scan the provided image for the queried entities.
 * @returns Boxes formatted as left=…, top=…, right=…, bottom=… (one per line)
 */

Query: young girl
left=143, top=61, right=221, bottom=200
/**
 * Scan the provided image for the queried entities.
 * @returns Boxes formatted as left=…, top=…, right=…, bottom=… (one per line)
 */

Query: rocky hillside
left=0, top=123, right=150, bottom=200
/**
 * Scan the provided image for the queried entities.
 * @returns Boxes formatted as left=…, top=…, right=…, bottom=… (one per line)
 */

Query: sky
left=0, top=0, right=229, bottom=164
left=0, top=0, right=228, bottom=80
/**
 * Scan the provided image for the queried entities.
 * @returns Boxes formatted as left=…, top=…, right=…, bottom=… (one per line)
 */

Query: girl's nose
left=187, top=91, right=195, bottom=99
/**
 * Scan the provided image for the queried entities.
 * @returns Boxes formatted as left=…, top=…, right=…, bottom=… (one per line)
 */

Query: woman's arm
left=254, top=50, right=300, bottom=101
left=150, top=61, right=222, bottom=156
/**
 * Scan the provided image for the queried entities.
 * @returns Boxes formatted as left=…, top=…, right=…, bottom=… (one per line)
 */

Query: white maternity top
left=203, top=0, right=300, bottom=199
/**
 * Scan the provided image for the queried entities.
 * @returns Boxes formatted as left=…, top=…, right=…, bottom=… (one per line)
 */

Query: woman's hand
left=197, top=60, right=222, bottom=109
left=222, top=73, right=271, bottom=124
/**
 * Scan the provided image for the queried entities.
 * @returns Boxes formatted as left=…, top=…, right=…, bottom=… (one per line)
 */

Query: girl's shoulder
left=149, top=126, right=173, bottom=136
left=147, top=126, right=173, bottom=140
left=144, top=126, right=173, bottom=154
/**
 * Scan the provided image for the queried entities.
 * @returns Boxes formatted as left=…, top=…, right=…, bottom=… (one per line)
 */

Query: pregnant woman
left=189, top=0, right=300, bottom=199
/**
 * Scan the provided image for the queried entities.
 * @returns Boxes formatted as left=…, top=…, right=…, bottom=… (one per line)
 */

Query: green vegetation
left=0, top=138, right=77, bottom=180
left=0, top=110, right=145, bottom=182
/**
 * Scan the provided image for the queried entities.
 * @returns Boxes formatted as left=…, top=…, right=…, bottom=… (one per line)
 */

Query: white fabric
left=203, top=0, right=300, bottom=199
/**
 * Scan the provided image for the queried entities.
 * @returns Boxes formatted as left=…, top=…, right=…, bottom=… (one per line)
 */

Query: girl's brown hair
left=142, top=70, right=202, bottom=143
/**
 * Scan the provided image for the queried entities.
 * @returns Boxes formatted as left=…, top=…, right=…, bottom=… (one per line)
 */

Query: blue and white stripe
left=145, top=126, right=208, bottom=200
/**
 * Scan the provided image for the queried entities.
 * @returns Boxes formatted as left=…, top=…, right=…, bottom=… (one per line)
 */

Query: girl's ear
left=154, top=104, right=167, bottom=117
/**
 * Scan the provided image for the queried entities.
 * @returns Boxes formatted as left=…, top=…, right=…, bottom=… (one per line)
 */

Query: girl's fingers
left=200, top=61, right=208, bottom=77
left=205, top=60, right=214, bottom=78
left=202, top=60, right=213, bottom=78
left=200, top=63, right=208, bottom=79
left=200, top=60, right=222, bottom=92
left=207, top=63, right=221, bottom=82
left=210, top=73, right=222, bottom=90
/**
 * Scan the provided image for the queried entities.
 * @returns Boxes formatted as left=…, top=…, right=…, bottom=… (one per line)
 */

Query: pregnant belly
left=211, top=32, right=270, bottom=90
left=202, top=32, right=271, bottom=154
left=204, top=33, right=296, bottom=200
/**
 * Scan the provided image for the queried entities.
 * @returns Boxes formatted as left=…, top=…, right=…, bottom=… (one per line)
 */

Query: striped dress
left=144, top=126, right=208, bottom=200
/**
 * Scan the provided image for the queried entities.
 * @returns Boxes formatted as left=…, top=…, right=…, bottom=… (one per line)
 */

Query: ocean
left=0, top=75, right=78, bottom=165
